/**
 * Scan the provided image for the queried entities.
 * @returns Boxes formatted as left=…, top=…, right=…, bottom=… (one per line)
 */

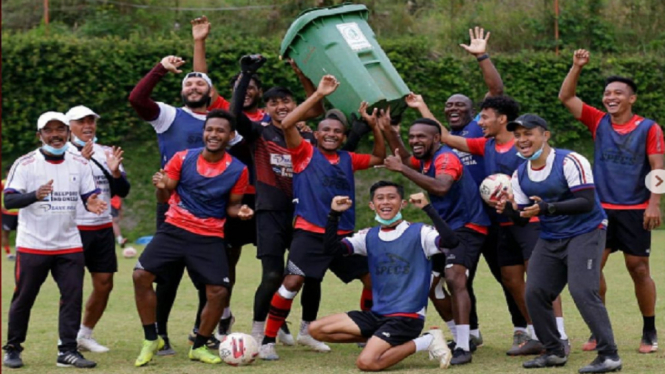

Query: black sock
left=143, top=324, right=158, bottom=341
left=280, top=322, right=291, bottom=334
left=262, top=335, right=276, bottom=345
left=643, top=316, right=656, bottom=333
left=193, top=333, right=209, bottom=349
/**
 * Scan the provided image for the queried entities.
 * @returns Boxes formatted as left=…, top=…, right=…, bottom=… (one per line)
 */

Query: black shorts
left=256, top=210, right=293, bottom=259
left=497, top=223, right=540, bottom=267
left=80, top=226, right=118, bottom=273
left=156, top=202, right=169, bottom=231
left=434, top=227, right=486, bottom=272
left=136, top=223, right=230, bottom=287
left=287, top=230, right=369, bottom=282
left=605, top=209, right=652, bottom=257
left=224, top=194, right=257, bottom=248
left=347, top=311, right=424, bottom=346
left=2, top=213, right=18, bottom=231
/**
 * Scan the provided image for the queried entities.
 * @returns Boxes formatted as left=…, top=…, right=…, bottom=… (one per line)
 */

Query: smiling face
left=408, top=123, right=441, bottom=160
left=478, top=108, right=505, bottom=138
left=265, top=96, right=296, bottom=124
left=370, top=186, right=406, bottom=221
left=69, top=115, right=97, bottom=142
left=444, top=94, right=473, bottom=130
left=315, top=119, right=346, bottom=152
left=181, top=77, right=211, bottom=109
left=602, top=81, right=636, bottom=116
left=513, top=126, right=550, bottom=158
left=203, top=117, right=233, bottom=153
left=39, top=121, right=70, bottom=150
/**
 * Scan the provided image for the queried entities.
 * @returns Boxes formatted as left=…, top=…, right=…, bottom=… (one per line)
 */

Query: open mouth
left=275, top=109, right=290, bottom=119
left=412, top=145, right=424, bottom=154
left=50, top=138, right=65, bottom=147
left=323, top=137, right=338, bottom=146
left=206, top=138, right=221, bottom=147
left=606, top=102, right=619, bottom=110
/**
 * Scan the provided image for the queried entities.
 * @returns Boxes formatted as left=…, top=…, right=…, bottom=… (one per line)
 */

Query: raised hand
left=358, top=101, right=378, bottom=129
left=384, top=148, right=404, bottom=172
left=81, top=140, right=94, bottom=160
left=409, top=192, right=429, bottom=209
left=239, top=54, right=266, bottom=73
left=105, top=146, right=124, bottom=175
left=405, top=92, right=425, bottom=109
left=331, top=195, right=353, bottom=212
left=573, top=49, right=590, bottom=67
left=152, top=169, right=167, bottom=189
left=86, top=193, right=108, bottom=215
left=36, top=179, right=54, bottom=200
left=238, top=204, right=254, bottom=220
left=459, top=26, right=490, bottom=56
left=287, top=58, right=304, bottom=76
left=160, top=55, right=186, bottom=74
left=377, top=107, right=395, bottom=133
left=191, top=15, right=210, bottom=41
left=317, top=75, right=340, bottom=96
left=296, top=121, right=312, bottom=133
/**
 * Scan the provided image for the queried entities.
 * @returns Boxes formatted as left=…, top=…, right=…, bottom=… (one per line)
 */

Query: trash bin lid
left=280, top=3, right=369, bottom=58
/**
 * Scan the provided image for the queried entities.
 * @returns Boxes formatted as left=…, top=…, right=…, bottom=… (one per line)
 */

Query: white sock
left=456, top=325, right=470, bottom=351
left=277, top=285, right=298, bottom=299
left=527, top=324, right=538, bottom=341
left=514, top=326, right=528, bottom=334
left=413, top=334, right=434, bottom=352
left=446, top=320, right=457, bottom=341
left=221, top=307, right=232, bottom=319
left=78, top=325, right=93, bottom=339
left=300, top=320, right=310, bottom=335
left=556, top=317, right=568, bottom=340
left=470, top=329, right=480, bottom=339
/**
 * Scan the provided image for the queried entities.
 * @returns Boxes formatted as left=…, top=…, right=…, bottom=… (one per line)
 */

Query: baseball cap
left=65, top=105, right=100, bottom=122
left=325, top=109, right=349, bottom=128
left=182, top=72, right=213, bottom=89
left=507, top=113, right=549, bottom=132
left=37, top=111, right=69, bottom=130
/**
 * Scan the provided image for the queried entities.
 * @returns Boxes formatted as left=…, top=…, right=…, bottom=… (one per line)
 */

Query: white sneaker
left=259, top=343, right=279, bottom=361
left=77, top=336, right=110, bottom=353
left=296, top=333, right=331, bottom=352
left=251, top=321, right=265, bottom=345
left=427, top=329, right=451, bottom=369
left=278, top=325, right=295, bottom=346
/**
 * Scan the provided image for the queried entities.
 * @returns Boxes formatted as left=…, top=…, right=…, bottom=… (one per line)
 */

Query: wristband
left=476, top=54, right=489, bottom=62
left=329, top=210, right=343, bottom=218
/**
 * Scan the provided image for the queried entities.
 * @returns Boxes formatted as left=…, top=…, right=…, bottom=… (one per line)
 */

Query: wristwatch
left=547, top=203, right=557, bottom=215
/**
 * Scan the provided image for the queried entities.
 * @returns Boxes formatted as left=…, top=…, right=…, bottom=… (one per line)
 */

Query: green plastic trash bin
left=280, top=3, right=410, bottom=121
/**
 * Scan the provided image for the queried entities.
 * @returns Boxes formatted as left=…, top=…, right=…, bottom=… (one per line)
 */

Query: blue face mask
left=42, top=142, right=69, bottom=156
left=517, top=144, right=545, bottom=161
left=72, top=135, right=97, bottom=147
left=374, top=211, right=403, bottom=226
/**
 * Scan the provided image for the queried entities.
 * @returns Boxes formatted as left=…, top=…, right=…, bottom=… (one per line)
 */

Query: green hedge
left=3, top=33, right=664, bottom=163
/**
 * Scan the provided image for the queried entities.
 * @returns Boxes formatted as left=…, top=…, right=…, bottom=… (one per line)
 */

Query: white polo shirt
left=5, top=149, right=98, bottom=254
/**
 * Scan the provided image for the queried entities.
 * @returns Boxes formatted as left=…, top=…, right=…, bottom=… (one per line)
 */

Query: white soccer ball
left=218, top=333, right=259, bottom=366
left=122, top=247, right=137, bottom=258
left=479, top=173, right=513, bottom=204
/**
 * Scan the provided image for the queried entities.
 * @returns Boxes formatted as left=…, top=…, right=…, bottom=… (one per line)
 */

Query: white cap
left=37, top=111, right=69, bottom=130
left=182, top=72, right=213, bottom=89
left=65, top=105, right=100, bottom=122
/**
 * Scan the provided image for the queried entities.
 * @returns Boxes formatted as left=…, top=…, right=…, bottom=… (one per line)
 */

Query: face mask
left=374, top=211, right=403, bottom=226
left=42, top=142, right=69, bottom=156
left=517, top=144, right=545, bottom=161
left=72, top=135, right=97, bottom=147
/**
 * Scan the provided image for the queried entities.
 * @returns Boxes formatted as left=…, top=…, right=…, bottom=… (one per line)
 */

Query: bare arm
left=358, top=102, right=386, bottom=166
left=558, top=49, right=590, bottom=119
left=191, top=15, right=220, bottom=103
left=405, top=93, right=451, bottom=139
left=384, top=149, right=455, bottom=195
left=644, top=153, right=664, bottom=230
left=459, top=26, right=503, bottom=97
left=225, top=193, right=244, bottom=218
left=289, top=60, right=325, bottom=120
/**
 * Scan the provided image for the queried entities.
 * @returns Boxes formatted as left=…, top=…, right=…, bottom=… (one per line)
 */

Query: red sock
left=265, top=293, right=294, bottom=339
left=360, top=288, right=373, bottom=311
left=3, top=246, right=10, bottom=254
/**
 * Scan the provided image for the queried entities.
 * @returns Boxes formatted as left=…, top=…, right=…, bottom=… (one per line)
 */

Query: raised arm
left=379, top=110, right=411, bottom=165
left=459, top=26, right=503, bottom=97
left=384, top=148, right=456, bottom=196
left=129, top=56, right=185, bottom=121
left=324, top=196, right=354, bottom=256
left=358, top=102, right=386, bottom=166
left=231, top=55, right=266, bottom=141
left=558, top=49, right=590, bottom=119
left=405, top=93, right=463, bottom=148
left=289, top=59, right=325, bottom=120
left=191, top=15, right=220, bottom=103
left=410, top=192, right=459, bottom=249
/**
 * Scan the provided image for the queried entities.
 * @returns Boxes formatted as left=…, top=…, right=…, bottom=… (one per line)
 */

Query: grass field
left=2, top=232, right=664, bottom=373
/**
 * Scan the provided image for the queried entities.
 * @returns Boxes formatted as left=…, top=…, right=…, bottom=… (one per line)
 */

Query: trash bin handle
left=295, top=2, right=358, bottom=18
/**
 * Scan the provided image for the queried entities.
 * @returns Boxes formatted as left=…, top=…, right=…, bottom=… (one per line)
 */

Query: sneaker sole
left=156, top=349, right=176, bottom=356
left=56, top=363, right=97, bottom=368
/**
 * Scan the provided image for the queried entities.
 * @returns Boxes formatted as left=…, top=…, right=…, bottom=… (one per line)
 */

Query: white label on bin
left=337, top=22, right=372, bottom=51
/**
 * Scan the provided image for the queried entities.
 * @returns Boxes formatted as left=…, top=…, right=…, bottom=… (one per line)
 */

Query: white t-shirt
left=511, top=149, right=595, bottom=207
left=67, top=142, right=125, bottom=227
left=343, top=221, right=442, bottom=257
left=6, top=149, right=98, bottom=253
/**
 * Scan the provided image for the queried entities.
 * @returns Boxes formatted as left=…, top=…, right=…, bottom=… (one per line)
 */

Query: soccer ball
left=218, top=333, right=259, bottom=366
left=122, top=247, right=137, bottom=258
left=479, top=173, right=512, bottom=203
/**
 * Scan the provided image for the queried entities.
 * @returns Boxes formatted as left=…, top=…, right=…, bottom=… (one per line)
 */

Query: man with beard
left=64, top=105, right=130, bottom=354
left=129, top=55, right=221, bottom=354
left=383, top=118, right=490, bottom=365
left=257, top=75, right=388, bottom=360
left=2, top=112, right=107, bottom=369
left=133, top=109, right=252, bottom=366
left=558, top=49, right=664, bottom=354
